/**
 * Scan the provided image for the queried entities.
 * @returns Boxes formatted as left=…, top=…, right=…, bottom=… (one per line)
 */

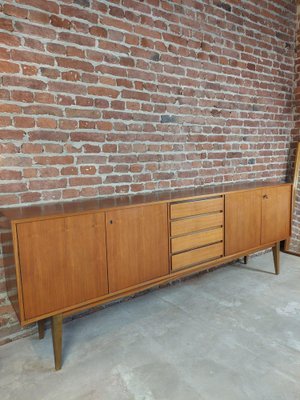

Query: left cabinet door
left=17, top=213, right=108, bottom=320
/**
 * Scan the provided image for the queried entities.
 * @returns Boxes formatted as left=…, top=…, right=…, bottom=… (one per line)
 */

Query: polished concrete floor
left=1, top=252, right=300, bottom=400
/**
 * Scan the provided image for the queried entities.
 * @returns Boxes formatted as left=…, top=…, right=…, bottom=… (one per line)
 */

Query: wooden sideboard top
left=0, top=181, right=292, bottom=223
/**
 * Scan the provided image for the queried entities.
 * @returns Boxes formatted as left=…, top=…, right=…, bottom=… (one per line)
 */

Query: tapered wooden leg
left=244, top=256, right=248, bottom=265
left=272, top=242, right=280, bottom=275
left=38, top=319, right=45, bottom=340
left=51, top=314, right=63, bottom=371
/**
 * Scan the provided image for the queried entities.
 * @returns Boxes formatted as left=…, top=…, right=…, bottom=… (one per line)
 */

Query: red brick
left=11, top=91, right=34, bottom=103
left=0, top=183, right=27, bottom=193
left=89, top=26, right=107, bottom=38
left=29, top=179, right=67, bottom=190
left=21, top=143, right=43, bottom=154
left=47, top=43, right=66, bottom=55
left=50, top=15, right=71, bottom=29
left=3, top=4, right=28, bottom=18
left=60, top=5, right=98, bottom=24
left=15, top=22, right=56, bottom=39
left=65, top=108, right=101, bottom=119
left=0, top=18, right=13, bottom=31
left=0, top=194, right=19, bottom=206
left=66, top=46, right=84, bottom=58
left=59, top=120, right=78, bottom=130
left=58, top=32, right=96, bottom=47
left=0, top=117, right=11, bottom=127
left=0, top=169, right=21, bottom=180
left=39, top=167, right=59, bottom=178
left=48, top=81, right=87, bottom=95
left=61, top=167, right=78, bottom=176
left=80, top=165, right=97, bottom=175
left=22, top=65, right=38, bottom=76
left=56, top=57, right=94, bottom=72
left=16, top=0, right=59, bottom=14
left=35, top=92, right=55, bottom=104
left=3, top=76, right=47, bottom=90
left=61, top=71, right=80, bottom=81
left=87, top=87, right=119, bottom=98
left=69, top=176, right=102, bottom=186
left=24, top=105, right=63, bottom=116
left=34, top=156, right=74, bottom=165
left=0, top=32, right=20, bottom=47
left=37, top=118, right=57, bottom=129
left=44, top=144, right=63, bottom=153
left=11, top=49, right=54, bottom=65
left=0, top=47, right=10, bottom=60
left=0, top=60, right=19, bottom=74
left=28, top=10, right=50, bottom=24
left=20, top=192, right=41, bottom=203
left=14, top=117, right=35, bottom=128
left=0, top=104, right=22, bottom=114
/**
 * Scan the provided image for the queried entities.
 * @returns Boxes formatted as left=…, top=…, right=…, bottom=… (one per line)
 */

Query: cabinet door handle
left=263, top=194, right=268, bottom=199
left=109, top=220, right=113, bottom=224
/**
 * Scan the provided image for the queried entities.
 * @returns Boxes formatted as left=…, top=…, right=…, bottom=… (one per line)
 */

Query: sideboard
left=1, top=181, right=292, bottom=370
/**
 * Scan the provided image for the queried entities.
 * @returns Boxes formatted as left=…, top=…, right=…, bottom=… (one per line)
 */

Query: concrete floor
left=1, top=253, right=300, bottom=400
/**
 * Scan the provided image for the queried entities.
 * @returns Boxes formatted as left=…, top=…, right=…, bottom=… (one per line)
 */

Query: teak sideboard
left=1, top=181, right=292, bottom=370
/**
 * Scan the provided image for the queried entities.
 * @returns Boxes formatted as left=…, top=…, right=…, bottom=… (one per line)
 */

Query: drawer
left=170, top=196, right=223, bottom=220
left=171, top=212, right=223, bottom=237
left=171, top=227, right=223, bottom=254
left=172, top=242, right=224, bottom=271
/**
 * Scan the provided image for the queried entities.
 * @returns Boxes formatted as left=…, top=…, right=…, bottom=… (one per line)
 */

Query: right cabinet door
left=225, top=189, right=262, bottom=256
left=261, top=186, right=291, bottom=245
left=106, top=204, right=169, bottom=293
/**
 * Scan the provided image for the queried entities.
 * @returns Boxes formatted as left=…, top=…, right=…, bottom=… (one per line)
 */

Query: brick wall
left=290, top=0, right=300, bottom=253
left=0, top=0, right=296, bottom=344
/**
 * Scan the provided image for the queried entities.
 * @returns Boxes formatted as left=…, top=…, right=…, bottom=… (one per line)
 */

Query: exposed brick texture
left=290, top=1, right=300, bottom=253
left=0, top=0, right=296, bottom=344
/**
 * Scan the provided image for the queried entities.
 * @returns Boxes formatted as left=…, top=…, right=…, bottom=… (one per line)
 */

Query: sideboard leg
left=244, top=256, right=248, bottom=265
left=51, top=314, right=63, bottom=371
left=38, top=319, right=45, bottom=340
left=272, top=242, right=280, bottom=275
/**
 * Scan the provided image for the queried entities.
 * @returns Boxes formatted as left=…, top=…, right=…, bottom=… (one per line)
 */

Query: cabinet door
left=17, top=213, right=108, bottom=320
left=106, top=204, right=169, bottom=292
left=261, top=186, right=291, bottom=244
left=225, top=190, right=262, bottom=256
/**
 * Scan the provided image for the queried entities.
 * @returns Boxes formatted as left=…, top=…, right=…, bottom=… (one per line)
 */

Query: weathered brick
left=89, top=26, right=107, bottom=38
left=0, top=0, right=297, bottom=346
left=0, top=18, right=14, bottom=31
left=0, top=32, right=20, bottom=47
left=0, top=61, right=19, bottom=74
left=50, top=15, right=71, bottom=29
left=14, top=22, right=56, bottom=39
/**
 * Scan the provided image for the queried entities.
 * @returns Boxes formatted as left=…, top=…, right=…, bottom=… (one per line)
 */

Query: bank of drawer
left=171, top=227, right=223, bottom=254
left=172, top=242, right=223, bottom=271
left=171, top=212, right=223, bottom=237
left=170, top=196, right=223, bottom=220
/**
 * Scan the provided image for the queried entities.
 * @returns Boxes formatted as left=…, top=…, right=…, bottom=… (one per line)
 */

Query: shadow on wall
left=0, top=216, right=36, bottom=345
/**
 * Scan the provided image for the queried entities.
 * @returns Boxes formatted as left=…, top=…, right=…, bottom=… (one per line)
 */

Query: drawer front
left=172, top=242, right=224, bottom=271
left=170, top=197, right=223, bottom=219
left=171, top=227, right=223, bottom=254
left=171, top=212, right=223, bottom=237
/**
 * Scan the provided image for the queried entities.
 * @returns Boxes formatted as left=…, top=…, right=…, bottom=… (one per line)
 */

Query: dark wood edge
left=281, top=249, right=300, bottom=257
